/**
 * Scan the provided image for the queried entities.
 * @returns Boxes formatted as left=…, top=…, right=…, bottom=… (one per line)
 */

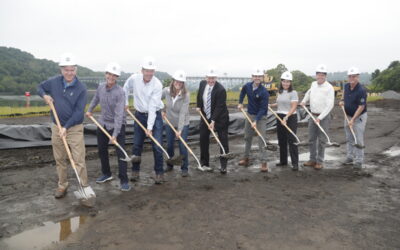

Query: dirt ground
left=1, top=99, right=400, bottom=250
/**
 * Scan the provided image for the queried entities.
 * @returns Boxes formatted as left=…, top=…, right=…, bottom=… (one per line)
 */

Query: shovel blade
left=327, top=142, right=341, bottom=147
left=266, top=145, right=278, bottom=151
left=216, top=153, right=235, bottom=159
left=354, top=144, right=365, bottom=149
left=74, top=186, right=96, bottom=207
left=166, top=155, right=184, bottom=166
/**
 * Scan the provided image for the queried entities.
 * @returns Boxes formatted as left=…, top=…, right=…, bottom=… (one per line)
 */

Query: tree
left=370, top=61, right=400, bottom=91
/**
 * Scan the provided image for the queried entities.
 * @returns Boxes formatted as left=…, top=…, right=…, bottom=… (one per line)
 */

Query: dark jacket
left=37, top=75, right=87, bottom=129
left=239, top=82, right=269, bottom=121
left=196, top=80, right=229, bottom=129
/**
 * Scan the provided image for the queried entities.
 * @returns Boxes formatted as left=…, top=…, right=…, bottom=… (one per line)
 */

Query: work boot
left=275, top=162, right=287, bottom=167
left=130, top=172, right=140, bottom=182
left=54, top=187, right=67, bottom=199
left=314, top=163, right=323, bottom=170
left=238, top=157, right=250, bottom=166
left=155, top=174, right=164, bottom=184
left=260, top=163, right=269, bottom=172
left=303, top=161, right=316, bottom=167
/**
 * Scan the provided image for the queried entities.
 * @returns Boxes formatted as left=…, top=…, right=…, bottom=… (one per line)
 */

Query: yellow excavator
left=262, top=72, right=278, bottom=96
left=330, top=80, right=345, bottom=98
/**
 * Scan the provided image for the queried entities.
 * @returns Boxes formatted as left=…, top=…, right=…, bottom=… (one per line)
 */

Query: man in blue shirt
left=339, top=67, right=368, bottom=169
left=37, top=53, right=89, bottom=198
left=238, top=68, right=269, bottom=172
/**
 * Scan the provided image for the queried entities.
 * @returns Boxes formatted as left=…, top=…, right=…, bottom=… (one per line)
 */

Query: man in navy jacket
left=37, top=53, right=89, bottom=198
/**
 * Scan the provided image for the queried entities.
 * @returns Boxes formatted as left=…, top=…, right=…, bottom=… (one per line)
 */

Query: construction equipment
left=163, top=115, right=209, bottom=171
left=340, top=106, right=364, bottom=149
left=49, top=101, right=96, bottom=207
left=302, top=105, right=340, bottom=147
left=126, top=109, right=183, bottom=166
left=267, top=106, right=305, bottom=146
left=197, top=109, right=235, bottom=159
left=87, top=115, right=140, bottom=162
left=262, top=72, right=278, bottom=96
left=239, top=108, right=278, bottom=151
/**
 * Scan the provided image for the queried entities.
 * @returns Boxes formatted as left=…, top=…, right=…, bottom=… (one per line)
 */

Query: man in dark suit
left=196, top=68, right=229, bottom=174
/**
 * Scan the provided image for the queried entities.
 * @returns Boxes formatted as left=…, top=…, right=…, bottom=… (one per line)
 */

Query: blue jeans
left=132, top=111, right=164, bottom=174
left=165, top=124, right=189, bottom=172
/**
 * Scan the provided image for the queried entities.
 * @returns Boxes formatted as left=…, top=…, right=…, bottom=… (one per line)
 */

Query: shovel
left=340, top=106, right=364, bottom=149
left=126, top=109, right=182, bottom=166
left=239, top=108, right=278, bottom=151
left=302, top=105, right=340, bottom=147
left=163, top=115, right=210, bottom=172
left=267, top=106, right=306, bottom=146
left=48, top=102, right=96, bottom=207
left=197, top=109, right=235, bottom=159
left=87, top=115, right=141, bottom=163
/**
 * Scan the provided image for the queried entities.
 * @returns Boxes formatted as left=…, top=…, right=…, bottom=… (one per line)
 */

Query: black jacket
left=197, top=80, right=229, bottom=129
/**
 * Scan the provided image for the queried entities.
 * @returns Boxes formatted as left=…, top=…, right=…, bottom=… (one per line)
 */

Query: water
left=0, top=216, right=87, bottom=250
left=0, top=92, right=96, bottom=107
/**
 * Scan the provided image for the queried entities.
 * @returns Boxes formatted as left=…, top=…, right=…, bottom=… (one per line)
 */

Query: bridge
left=79, top=76, right=252, bottom=90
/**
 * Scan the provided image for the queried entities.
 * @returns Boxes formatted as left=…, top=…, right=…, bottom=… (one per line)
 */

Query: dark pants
left=96, top=125, right=128, bottom=184
left=165, top=125, right=189, bottom=172
left=276, top=114, right=299, bottom=166
left=199, top=119, right=229, bottom=168
left=132, top=111, right=164, bottom=175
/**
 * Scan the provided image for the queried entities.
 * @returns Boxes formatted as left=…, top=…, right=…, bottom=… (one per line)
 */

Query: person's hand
left=348, top=119, right=354, bottom=127
left=209, top=121, right=215, bottom=130
left=339, top=101, right=344, bottom=107
left=43, top=95, right=53, bottom=105
left=196, top=107, right=201, bottom=112
left=59, top=127, right=67, bottom=138
left=251, top=121, right=257, bottom=129
left=315, top=118, right=321, bottom=124
left=146, top=129, right=152, bottom=137
left=162, top=111, right=166, bottom=118
left=175, top=130, right=182, bottom=138
left=238, top=104, right=243, bottom=109
left=125, top=105, right=129, bottom=111
left=300, top=102, right=305, bottom=107
left=281, top=116, right=288, bottom=126
left=110, top=136, right=117, bottom=145
left=85, top=112, right=92, bottom=117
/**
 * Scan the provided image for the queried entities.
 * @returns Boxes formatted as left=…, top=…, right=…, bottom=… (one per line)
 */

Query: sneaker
left=54, top=187, right=67, bottom=199
left=155, top=174, right=164, bottom=184
left=353, top=163, right=362, bottom=170
left=292, top=165, right=299, bottom=171
left=96, top=175, right=113, bottom=183
left=130, top=172, right=139, bottom=182
left=120, top=182, right=131, bottom=191
left=342, top=158, right=354, bottom=165
left=181, top=171, right=189, bottom=177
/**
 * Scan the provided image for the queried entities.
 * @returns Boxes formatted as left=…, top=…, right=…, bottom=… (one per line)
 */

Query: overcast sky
left=1, top=0, right=399, bottom=76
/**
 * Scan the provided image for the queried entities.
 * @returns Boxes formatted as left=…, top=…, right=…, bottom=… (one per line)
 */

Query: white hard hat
left=105, top=62, right=121, bottom=76
left=206, top=67, right=218, bottom=77
left=347, top=67, right=360, bottom=76
left=316, top=64, right=328, bottom=73
left=59, top=53, right=77, bottom=66
left=172, top=70, right=186, bottom=82
left=252, top=68, right=264, bottom=76
left=281, top=71, right=293, bottom=81
left=142, top=56, right=156, bottom=70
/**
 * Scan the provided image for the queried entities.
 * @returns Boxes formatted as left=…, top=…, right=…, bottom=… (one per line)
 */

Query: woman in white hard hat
left=270, top=71, right=299, bottom=170
left=162, top=70, right=190, bottom=177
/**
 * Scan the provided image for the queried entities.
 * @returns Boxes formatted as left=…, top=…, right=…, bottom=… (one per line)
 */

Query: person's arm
left=37, top=78, right=53, bottom=104
left=112, top=89, right=126, bottom=138
left=147, top=85, right=163, bottom=130
left=255, top=89, right=269, bottom=121
left=86, top=86, right=100, bottom=114
left=64, top=89, right=87, bottom=129
left=349, top=89, right=367, bottom=126
left=123, top=76, right=134, bottom=107
left=178, top=92, right=190, bottom=132
left=318, top=85, right=335, bottom=121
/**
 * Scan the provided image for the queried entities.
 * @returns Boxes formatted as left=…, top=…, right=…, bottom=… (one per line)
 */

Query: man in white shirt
left=300, top=64, right=335, bottom=169
left=123, top=57, right=165, bottom=184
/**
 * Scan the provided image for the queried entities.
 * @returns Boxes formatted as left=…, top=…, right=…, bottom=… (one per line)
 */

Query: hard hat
left=206, top=67, right=218, bottom=77
left=316, top=64, right=328, bottom=73
left=347, top=67, right=360, bottom=76
left=172, top=70, right=186, bottom=82
left=59, top=53, right=77, bottom=66
left=252, top=68, right=264, bottom=76
left=105, top=62, right=121, bottom=76
left=281, top=71, right=293, bottom=81
left=142, top=56, right=156, bottom=70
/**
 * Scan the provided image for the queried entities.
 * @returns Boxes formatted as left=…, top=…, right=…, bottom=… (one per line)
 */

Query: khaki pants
left=51, top=124, right=88, bottom=189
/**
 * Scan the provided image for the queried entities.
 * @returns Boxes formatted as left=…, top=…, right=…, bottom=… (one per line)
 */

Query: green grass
left=366, top=95, right=383, bottom=102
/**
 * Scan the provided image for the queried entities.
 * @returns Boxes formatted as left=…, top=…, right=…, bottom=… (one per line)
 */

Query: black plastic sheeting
left=0, top=110, right=308, bottom=149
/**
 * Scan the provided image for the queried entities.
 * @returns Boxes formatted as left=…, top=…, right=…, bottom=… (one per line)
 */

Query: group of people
left=38, top=53, right=367, bottom=198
